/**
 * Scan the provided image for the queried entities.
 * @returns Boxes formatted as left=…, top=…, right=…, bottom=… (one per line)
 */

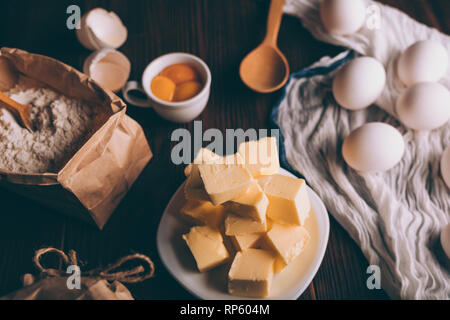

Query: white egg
left=332, top=57, right=386, bottom=110
left=441, top=146, right=450, bottom=189
left=441, top=223, right=450, bottom=259
left=342, top=122, right=405, bottom=172
left=320, top=0, right=366, bottom=36
left=397, top=40, right=449, bottom=87
left=396, top=82, right=450, bottom=131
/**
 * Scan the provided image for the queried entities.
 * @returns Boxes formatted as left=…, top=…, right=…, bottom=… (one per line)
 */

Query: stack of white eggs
left=320, top=0, right=450, bottom=257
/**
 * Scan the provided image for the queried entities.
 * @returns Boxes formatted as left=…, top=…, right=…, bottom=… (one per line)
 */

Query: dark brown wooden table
left=0, top=0, right=448, bottom=300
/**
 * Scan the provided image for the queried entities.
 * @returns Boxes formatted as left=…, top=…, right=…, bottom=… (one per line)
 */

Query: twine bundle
left=32, top=248, right=154, bottom=284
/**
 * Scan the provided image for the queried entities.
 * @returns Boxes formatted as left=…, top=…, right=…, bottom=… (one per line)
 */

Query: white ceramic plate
left=156, top=168, right=330, bottom=300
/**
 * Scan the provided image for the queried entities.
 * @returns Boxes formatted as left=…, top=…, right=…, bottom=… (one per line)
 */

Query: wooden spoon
left=240, top=0, right=289, bottom=93
left=0, top=90, right=33, bottom=131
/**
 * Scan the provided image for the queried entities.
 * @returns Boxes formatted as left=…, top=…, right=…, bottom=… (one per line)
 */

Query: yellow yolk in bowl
left=151, top=75, right=176, bottom=102
left=161, top=63, right=198, bottom=85
left=174, top=81, right=203, bottom=102
left=151, top=63, right=203, bottom=102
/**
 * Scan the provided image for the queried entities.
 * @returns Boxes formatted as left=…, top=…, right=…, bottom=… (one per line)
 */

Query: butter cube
left=256, top=175, right=272, bottom=189
left=184, top=165, right=210, bottom=201
left=228, top=249, right=275, bottom=298
left=262, top=174, right=310, bottom=226
left=273, top=256, right=288, bottom=274
left=224, top=182, right=268, bottom=222
left=180, top=200, right=226, bottom=228
left=184, top=148, right=222, bottom=176
left=225, top=213, right=267, bottom=236
left=182, top=226, right=230, bottom=272
left=198, top=161, right=253, bottom=205
left=238, top=137, right=280, bottom=177
left=230, top=233, right=263, bottom=251
left=265, top=224, right=310, bottom=265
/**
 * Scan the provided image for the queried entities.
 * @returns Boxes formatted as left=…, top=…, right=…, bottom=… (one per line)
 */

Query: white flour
left=0, top=84, right=99, bottom=173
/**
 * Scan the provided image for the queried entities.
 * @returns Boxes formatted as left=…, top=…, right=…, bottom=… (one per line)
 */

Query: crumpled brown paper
left=0, top=48, right=153, bottom=229
left=1, top=248, right=154, bottom=300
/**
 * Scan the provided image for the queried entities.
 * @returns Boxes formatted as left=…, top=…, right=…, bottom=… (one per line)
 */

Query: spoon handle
left=0, top=90, right=33, bottom=131
left=263, top=0, right=285, bottom=46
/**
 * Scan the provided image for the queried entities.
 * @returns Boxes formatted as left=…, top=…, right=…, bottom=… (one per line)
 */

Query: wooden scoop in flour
left=0, top=90, right=33, bottom=131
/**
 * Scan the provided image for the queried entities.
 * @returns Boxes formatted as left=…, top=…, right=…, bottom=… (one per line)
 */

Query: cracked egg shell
left=76, top=8, right=128, bottom=50
left=83, top=49, right=131, bottom=92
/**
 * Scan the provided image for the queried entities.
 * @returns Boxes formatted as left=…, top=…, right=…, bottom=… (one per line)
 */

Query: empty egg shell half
left=83, top=49, right=131, bottom=92
left=342, top=122, right=405, bottom=173
left=76, top=8, right=128, bottom=50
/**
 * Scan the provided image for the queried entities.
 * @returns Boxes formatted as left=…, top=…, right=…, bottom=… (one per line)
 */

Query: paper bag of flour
left=0, top=48, right=152, bottom=229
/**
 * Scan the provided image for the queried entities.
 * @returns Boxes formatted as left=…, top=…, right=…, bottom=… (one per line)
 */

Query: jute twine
left=33, top=248, right=154, bottom=283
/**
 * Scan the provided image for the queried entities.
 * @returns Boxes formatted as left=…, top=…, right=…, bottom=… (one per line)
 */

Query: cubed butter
left=224, top=182, right=268, bottom=222
left=184, top=148, right=222, bottom=176
left=225, top=213, right=267, bottom=236
left=273, top=256, right=288, bottom=274
left=182, top=226, right=230, bottom=272
left=198, top=161, right=253, bottom=205
left=180, top=199, right=226, bottom=228
left=228, top=249, right=275, bottom=298
left=256, top=175, right=272, bottom=189
left=184, top=152, right=245, bottom=202
left=184, top=165, right=210, bottom=201
left=265, top=223, right=310, bottom=265
left=238, top=137, right=280, bottom=177
left=262, top=174, right=311, bottom=226
left=230, top=233, right=263, bottom=251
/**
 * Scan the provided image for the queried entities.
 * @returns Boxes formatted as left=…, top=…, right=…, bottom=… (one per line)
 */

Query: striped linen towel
left=271, top=0, right=450, bottom=299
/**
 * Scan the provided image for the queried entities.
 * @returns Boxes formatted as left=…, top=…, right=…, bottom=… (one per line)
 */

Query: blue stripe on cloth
left=269, top=50, right=355, bottom=180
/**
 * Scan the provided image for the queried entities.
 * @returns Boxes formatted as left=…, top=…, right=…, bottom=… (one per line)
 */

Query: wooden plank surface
left=0, top=0, right=447, bottom=299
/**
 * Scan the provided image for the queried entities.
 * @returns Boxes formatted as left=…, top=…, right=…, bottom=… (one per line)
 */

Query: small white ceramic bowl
left=122, top=53, right=211, bottom=123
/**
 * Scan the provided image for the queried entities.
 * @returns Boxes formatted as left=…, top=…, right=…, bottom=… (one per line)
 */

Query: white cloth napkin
left=273, top=0, right=450, bottom=299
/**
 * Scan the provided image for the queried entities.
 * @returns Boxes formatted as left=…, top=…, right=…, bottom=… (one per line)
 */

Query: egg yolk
left=151, top=63, right=204, bottom=102
left=160, top=63, right=198, bottom=85
left=151, top=75, right=176, bottom=102
left=173, top=81, right=203, bottom=102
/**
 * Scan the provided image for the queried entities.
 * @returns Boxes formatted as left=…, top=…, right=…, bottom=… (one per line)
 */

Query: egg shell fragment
left=342, top=122, right=405, bottom=172
left=396, top=82, right=450, bottom=131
